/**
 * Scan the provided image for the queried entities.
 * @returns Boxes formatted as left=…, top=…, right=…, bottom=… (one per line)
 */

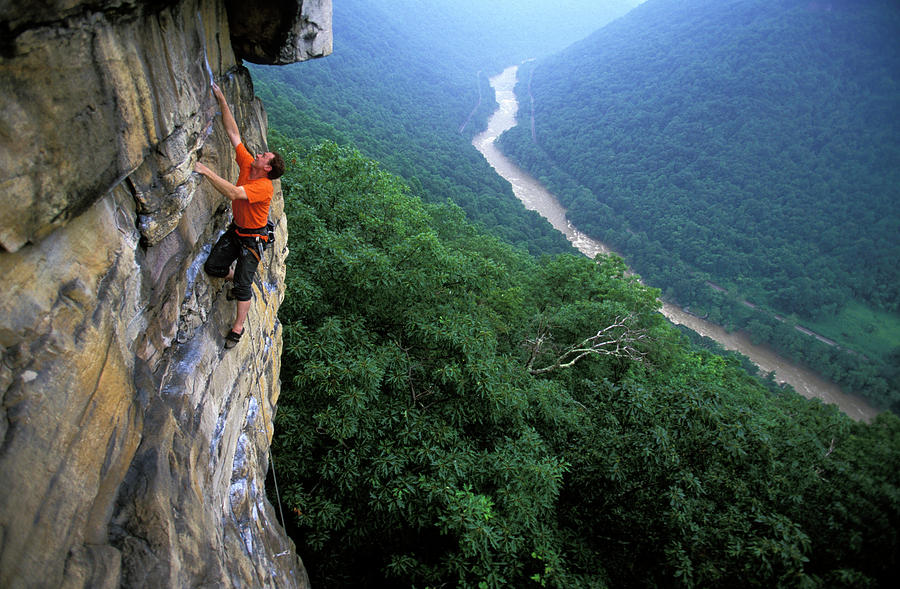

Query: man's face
left=252, top=152, right=275, bottom=170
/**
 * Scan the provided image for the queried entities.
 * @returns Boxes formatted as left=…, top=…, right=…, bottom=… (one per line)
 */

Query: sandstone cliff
left=0, top=1, right=331, bottom=587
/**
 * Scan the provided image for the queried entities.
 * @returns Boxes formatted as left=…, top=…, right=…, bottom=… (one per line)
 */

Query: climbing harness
left=232, top=221, right=270, bottom=262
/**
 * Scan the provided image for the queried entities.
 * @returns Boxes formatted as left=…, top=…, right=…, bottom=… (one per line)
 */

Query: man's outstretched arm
left=195, top=162, right=248, bottom=201
left=212, top=83, right=242, bottom=148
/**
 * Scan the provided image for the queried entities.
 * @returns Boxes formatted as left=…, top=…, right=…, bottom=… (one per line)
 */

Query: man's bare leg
left=232, top=300, right=250, bottom=335
left=221, top=266, right=249, bottom=336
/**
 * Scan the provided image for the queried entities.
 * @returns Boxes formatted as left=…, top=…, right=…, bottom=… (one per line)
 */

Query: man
left=195, top=82, right=285, bottom=349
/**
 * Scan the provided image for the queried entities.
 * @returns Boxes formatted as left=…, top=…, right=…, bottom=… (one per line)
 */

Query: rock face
left=0, top=1, right=331, bottom=587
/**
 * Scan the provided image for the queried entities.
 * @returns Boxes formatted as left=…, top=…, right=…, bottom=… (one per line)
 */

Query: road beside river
left=473, top=65, right=881, bottom=422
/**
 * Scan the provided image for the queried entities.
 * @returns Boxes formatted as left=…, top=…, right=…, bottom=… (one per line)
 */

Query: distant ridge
left=499, top=0, right=900, bottom=406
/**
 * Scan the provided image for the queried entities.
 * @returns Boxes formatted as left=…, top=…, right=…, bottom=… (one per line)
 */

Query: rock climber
left=195, top=82, right=285, bottom=349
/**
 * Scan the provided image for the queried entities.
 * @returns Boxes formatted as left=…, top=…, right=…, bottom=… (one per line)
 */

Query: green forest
left=244, top=1, right=900, bottom=583
left=498, top=0, right=900, bottom=410
left=270, top=135, right=900, bottom=587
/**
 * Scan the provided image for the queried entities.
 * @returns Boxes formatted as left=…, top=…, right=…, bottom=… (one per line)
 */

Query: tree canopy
left=270, top=135, right=900, bottom=587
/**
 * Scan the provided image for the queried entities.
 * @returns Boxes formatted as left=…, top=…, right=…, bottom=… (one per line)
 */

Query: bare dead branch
left=399, top=343, right=439, bottom=411
left=526, top=314, right=649, bottom=375
left=824, top=437, right=836, bottom=458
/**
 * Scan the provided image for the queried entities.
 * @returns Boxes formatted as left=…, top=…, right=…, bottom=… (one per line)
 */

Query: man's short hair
left=268, top=152, right=285, bottom=180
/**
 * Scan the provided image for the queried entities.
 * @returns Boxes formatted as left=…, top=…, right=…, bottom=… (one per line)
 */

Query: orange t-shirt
left=232, top=143, right=273, bottom=232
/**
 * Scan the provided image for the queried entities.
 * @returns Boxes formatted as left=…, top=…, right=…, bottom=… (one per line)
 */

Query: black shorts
left=203, top=227, right=262, bottom=301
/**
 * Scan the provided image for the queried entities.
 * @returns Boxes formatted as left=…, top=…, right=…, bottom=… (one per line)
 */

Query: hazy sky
left=369, top=0, right=647, bottom=66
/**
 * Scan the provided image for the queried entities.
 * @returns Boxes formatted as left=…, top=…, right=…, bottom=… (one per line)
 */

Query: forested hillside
left=499, top=0, right=900, bottom=408
left=248, top=0, right=639, bottom=255
left=270, top=134, right=900, bottom=588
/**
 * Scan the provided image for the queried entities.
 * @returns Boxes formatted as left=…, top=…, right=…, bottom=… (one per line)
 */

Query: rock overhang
left=226, top=0, right=332, bottom=65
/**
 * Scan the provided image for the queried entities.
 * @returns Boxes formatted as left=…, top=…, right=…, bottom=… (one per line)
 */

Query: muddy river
left=473, top=65, right=880, bottom=422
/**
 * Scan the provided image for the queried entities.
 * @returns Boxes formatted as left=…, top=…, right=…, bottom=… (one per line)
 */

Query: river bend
left=473, top=65, right=880, bottom=423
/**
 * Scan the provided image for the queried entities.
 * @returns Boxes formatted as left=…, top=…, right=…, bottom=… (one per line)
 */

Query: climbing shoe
left=224, top=328, right=244, bottom=349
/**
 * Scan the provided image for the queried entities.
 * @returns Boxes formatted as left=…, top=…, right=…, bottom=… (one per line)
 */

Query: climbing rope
left=196, top=12, right=288, bottom=541
left=243, top=246, right=289, bottom=543
left=196, top=12, right=216, bottom=88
